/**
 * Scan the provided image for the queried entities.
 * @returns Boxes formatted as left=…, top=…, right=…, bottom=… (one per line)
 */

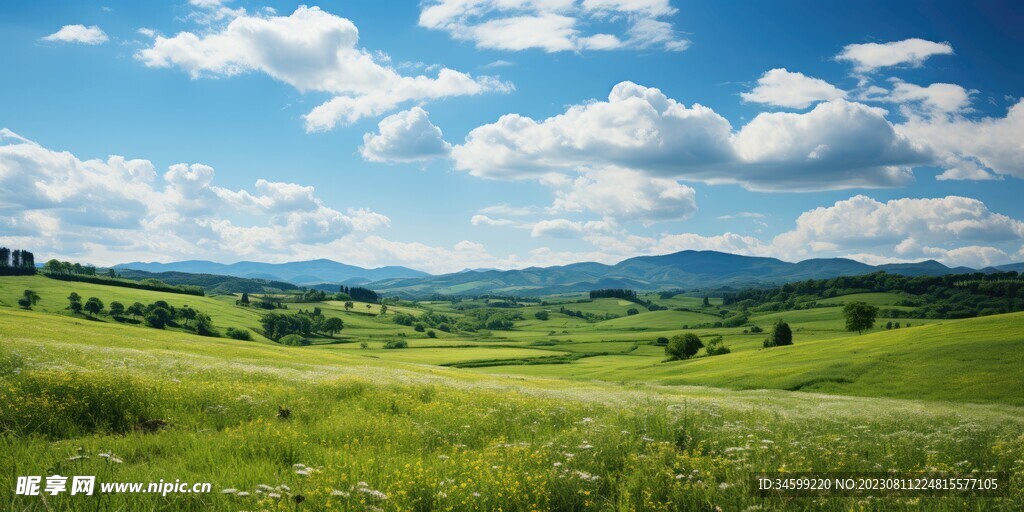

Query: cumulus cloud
left=884, top=80, right=974, bottom=114
left=418, top=0, right=688, bottom=53
left=470, top=214, right=517, bottom=227
left=836, top=38, right=954, bottom=72
left=549, top=167, right=697, bottom=224
left=360, top=107, right=452, bottom=163
left=40, top=25, right=109, bottom=45
left=772, top=195, right=1024, bottom=264
left=741, top=68, right=846, bottom=109
left=0, top=129, right=389, bottom=264
left=135, top=6, right=510, bottom=131
left=897, top=99, right=1024, bottom=180
left=453, top=82, right=930, bottom=191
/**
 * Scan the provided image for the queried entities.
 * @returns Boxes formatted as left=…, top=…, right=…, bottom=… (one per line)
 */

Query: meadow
left=0, top=275, right=1022, bottom=510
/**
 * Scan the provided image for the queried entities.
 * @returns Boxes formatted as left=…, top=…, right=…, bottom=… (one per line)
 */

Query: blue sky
left=1, top=0, right=1022, bottom=273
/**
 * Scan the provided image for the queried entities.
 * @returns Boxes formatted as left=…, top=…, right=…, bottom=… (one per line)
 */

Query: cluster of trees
left=589, top=289, right=638, bottom=300
left=42, top=260, right=204, bottom=296
left=339, top=286, right=378, bottom=303
left=17, top=289, right=40, bottom=309
left=392, top=310, right=451, bottom=335
left=556, top=306, right=619, bottom=322
left=721, top=271, right=1024, bottom=319
left=41, top=259, right=101, bottom=276
left=0, top=248, right=36, bottom=276
left=259, top=308, right=344, bottom=342
left=65, top=293, right=218, bottom=336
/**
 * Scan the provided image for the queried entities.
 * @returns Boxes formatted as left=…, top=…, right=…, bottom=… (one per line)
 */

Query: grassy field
left=1, top=275, right=1022, bottom=510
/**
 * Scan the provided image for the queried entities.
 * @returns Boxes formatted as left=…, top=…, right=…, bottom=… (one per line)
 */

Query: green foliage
left=665, top=333, right=704, bottom=361
left=764, top=320, right=793, bottom=347
left=322, top=316, right=344, bottom=336
left=534, top=310, right=549, bottom=320
left=225, top=328, right=252, bottom=341
left=383, top=339, right=408, bottom=349
left=426, top=330, right=437, bottom=338
left=278, top=334, right=310, bottom=346
left=626, top=308, right=639, bottom=316
left=704, top=336, right=731, bottom=356
left=843, top=301, right=878, bottom=334
left=109, top=301, right=125, bottom=318
left=84, top=297, right=104, bottom=317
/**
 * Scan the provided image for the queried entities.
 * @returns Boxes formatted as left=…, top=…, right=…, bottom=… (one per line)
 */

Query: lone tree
left=240, top=292, right=250, bottom=306
left=843, top=301, right=878, bottom=334
left=764, top=320, right=793, bottom=347
left=84, top=297, right=104, bottom=317
left=22, top=289, right=40, bottom=307
left=665, top=333, right=704, bottom=361
left=68, top=292, right=83, bottom=315
left=702, top=296, right=710, bottom=307
left=322, top=317, right=344, bottom=336
left=344, top=301, right=354, bottom=311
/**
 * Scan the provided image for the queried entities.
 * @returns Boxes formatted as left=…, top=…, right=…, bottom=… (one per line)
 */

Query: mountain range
left=114, top=251, right=1024, bottom=297
left=113, top=259, right=429, bottom=286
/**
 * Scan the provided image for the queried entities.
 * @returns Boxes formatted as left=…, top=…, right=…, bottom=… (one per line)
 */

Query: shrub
left=359, top=341, right=369, bottom=349
left=749, top=325, right=763, bottom=333
left=626, top=308, right=640, bottom=316
left=279, top=334, right=310, bottom=346
left=764, top=320, right=793, bottom=348
left=414, top=324, right=425, bottom=332
left=655, top=337, right=669, bottom=346
left=704, top=336, right=731, bottom=356
left=225, top=328, right=252, bottom=341
left=534, top=310, right=549, bottom=320
left=426, top=330, right=437, bottom=338
left=665, top=334, right=703, bottom=361
left=384, top=339, right=408, bottom=349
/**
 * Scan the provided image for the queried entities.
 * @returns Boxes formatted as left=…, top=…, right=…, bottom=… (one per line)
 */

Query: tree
left=344, top=301, right=354, bottom=311
left=626, top=308, right=640, bottom=316
left=844, top=301, right=878, bottom=334
left=84, top=297, right=104, bottom=317
left=17, top=297, right=32, bottom=309
left=128, top=302, right=145, bottom=319
left=764, top=320, right=793, bottom=347
left=665, top=333, right=704, bottom=361
left=22, top=289, right=40, bottom=306
left=322, top=317, right=344, bottom=336
left=426, top=330, right=437, bottom=338
left=380, top=304, right=388, bottom=315
left=885, top=321, right=893, bottom=330
left=107, top=268, right=117, bottom=278
left=68, top=292, right=82, bottom=315
left=534, top=310, right=549, bottom=321
left=109, top=301, right=125, bottom=318
left=240, top=292, right=250, bottom=306
left=702, top=296, right=710, bottom=307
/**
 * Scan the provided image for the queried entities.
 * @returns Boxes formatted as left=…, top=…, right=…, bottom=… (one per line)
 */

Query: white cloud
left=531, top=218, right=585, bottom=238
left=897, top=99, right=1024, bottom=180
left=549, top=166, right=697, bottom=224
left=836, top=38, right=954, bottom=72
left=885, top=80, right=974, bottom=114
left=772, top=195, right=1024, bottom=263
left=136, top=6, right=510, bottom=131
left=471, top=214, right=517, bottom=227
left=361, top=107, right=452, bottom=163
left=418, top=0, right=687, bottom=53
left=453, top=82, right=930, bottom=191
left=0, top=129, right=389, bottom=264
left=41, top=25, right=109, bottom=45
left=741, top=68, right=846, bottom=109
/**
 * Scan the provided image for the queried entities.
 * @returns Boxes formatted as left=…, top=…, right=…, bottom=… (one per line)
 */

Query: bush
left=413, top=324, right=425, bottom=332
left=665, top=334, right=703, bottom=361
left=534, top=310, right=549, bottom=320
left=764, top=320, right=793, bottom=348
left=749, top=325, right=763, bottom=333
left=426, top=330, right=437, bottom=338
left=384, top=339, right=408, bottom=349
left=626, top=308, right=640, bottom=316
left=655, top=337, right=669, bottom=346
left=225, top=328, right=252, bottom=341
left=279, top=334, right=310, bottom=346
left=704, top=337, right=731, bottom=356
left=359, top=342, right=369, bottom=349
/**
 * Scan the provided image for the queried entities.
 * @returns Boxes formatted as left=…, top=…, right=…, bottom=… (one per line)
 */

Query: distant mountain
left=114, top=259, right=429, bottom=285
left=116, top=269, right=300, bottom=295
left=367, top=250, right=1022, bottom=298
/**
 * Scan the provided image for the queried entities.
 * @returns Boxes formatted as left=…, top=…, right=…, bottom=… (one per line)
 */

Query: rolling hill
left=114, top=258, right=429, bottom=285
left=368, top=250, right=1024, bottom=297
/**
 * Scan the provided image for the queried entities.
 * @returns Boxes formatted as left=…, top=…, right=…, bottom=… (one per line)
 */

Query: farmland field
left=1, top=274, right=1022, bottom=510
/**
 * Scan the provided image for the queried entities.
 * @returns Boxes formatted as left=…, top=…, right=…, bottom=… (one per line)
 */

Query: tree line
left=0, top=248, right=36, bottom=276
left=721, top=271, right=1024, bottom=319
